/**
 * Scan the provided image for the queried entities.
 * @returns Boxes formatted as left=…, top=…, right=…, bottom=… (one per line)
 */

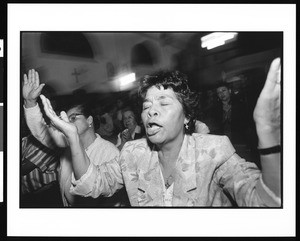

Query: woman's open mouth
left=146, top=122, right=162, bottom=136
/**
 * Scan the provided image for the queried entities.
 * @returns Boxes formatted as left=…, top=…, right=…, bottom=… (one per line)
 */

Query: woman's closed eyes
left=142, top=101, right=172, bottom=111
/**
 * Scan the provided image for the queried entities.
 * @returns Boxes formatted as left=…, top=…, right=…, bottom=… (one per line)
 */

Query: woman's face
left=141, top=86, right=186, bottom=147
left=67, top=106, right=90, bottom=135
left=101, top=113, right=114, bottom=133
left=123, top=110, right=137, bottom=131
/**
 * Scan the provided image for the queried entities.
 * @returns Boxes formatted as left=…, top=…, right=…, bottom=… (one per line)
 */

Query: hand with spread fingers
left=253, top=58, right=281, bottom=148
left=40, top=94, right=78, bottom=139
left=23, top=69, right=45, bottom=108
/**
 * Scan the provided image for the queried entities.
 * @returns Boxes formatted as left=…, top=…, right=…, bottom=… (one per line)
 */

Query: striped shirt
left=21, top=135, right=61, bottom=194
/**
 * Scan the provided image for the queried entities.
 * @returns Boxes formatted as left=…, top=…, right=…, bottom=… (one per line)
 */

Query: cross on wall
left=72, top=68, right=81, bottom=83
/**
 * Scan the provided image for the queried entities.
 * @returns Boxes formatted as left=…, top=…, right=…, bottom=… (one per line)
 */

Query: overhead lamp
left=201, top=32, right=238, bottom=50
left=119, top=73, right=136, bottom=87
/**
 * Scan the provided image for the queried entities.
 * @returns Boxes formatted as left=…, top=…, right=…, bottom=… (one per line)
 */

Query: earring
left=184, top=123, right=189, bottom=130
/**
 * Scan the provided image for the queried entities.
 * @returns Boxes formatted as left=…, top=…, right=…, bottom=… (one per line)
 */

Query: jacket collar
left=137, top=135, right=198, bottom=206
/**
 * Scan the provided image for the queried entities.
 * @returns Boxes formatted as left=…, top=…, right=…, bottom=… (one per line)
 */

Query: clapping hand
left=40, top=94, right=78, bottom=139
left=121, top=129, right=132, bottom=143
left=23, top=69, right=45, bottom=108
left=48, top=125, right=69, bottom=148
left=253, top=58, right=281, bottom=148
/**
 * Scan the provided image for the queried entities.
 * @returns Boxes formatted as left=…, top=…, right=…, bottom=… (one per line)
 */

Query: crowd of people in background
left=20, top=59, right=281, bottom=207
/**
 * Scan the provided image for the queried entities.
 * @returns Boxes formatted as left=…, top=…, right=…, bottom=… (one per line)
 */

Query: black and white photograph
left=7, top=3, right=296, bottom=237
left=20, top=31, right=283, bottom=209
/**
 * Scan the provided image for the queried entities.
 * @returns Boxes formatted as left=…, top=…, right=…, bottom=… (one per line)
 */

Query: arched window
left=40, top=32, right=94, bottom=59
left=131, top=40, right=158, bottom=68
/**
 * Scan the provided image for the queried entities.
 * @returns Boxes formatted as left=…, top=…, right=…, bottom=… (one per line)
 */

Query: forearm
left=23, top=103, right=54, bottom=148
left=68, top=133, right=90, bottom=180
left=260, top=153, right=281, bottom=197
left=117, top=141, right=126, bottom=151
left=70, top=157, right=124, bottom=198
left=251, top=57, right=281, bottom=201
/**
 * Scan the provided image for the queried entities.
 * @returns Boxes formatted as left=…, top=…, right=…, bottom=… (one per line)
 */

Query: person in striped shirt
left=21, top=134, right=63, bottom=207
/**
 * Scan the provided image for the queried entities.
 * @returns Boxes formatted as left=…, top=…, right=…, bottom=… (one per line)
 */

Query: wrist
left=258, top=145, right=281, bottom=155
left=256, top=127, right=280, bottom=148
left=67, top=131, right=80, bottom=145
left=24, top=99, right=37, bottom=108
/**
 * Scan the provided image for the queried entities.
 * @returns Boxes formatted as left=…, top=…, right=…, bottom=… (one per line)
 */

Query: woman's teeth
left=147, top=124, right=161, bottom=135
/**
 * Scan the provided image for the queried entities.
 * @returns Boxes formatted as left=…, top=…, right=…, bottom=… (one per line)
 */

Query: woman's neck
left=80, top=130, right=97, bottom=150
left=222, top=99, right=230, bottom=105
left=157, top=134, right=185, bottom=169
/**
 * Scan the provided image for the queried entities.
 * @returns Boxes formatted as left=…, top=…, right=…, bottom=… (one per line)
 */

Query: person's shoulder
left=121, top=138, right=149, bottom=153
left=96, top=134, right=119, bottom=152
left=119, top=138, right=150, bottom=167
left=124, top=137, right=148, bottom=147
left=191, top=133, right=235, bottom=156
left=195, top=120, right=210, bottom=134
left=192, top=133, right=228, bottom=141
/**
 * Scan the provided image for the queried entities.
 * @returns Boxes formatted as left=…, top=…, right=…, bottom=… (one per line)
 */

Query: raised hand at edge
left=23, top=69, right=45, bottom=108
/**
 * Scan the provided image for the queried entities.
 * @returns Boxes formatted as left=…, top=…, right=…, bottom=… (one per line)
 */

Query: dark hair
left=216, top=82, right=231, bottom=91
left=138, top=70, right=199, bottom=134
left=67, top=101, right=100, bottom=130
left=122, top=107, right=137, bottom=120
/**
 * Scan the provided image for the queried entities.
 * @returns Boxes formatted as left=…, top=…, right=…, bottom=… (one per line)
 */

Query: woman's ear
left=87, top=116, right=93, bottom=127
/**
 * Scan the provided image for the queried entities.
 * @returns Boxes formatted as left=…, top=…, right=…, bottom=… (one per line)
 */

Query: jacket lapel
left=137, top=150, right=164, bottom=206
left=173, top=135, right=198, bottom=206
left=136, top=135, right=199, bottom=206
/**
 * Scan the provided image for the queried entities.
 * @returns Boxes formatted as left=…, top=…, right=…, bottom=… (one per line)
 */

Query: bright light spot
left=119, top=73, right=136, bottom=87
left=201, top=32, right=238, bottom=50
left=206, top=39, right=225, bottom=50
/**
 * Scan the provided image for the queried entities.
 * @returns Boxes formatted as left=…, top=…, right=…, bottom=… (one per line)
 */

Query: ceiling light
left=119, top=73, right=136, bottom=87
left=201, top=32, right=238, bottom=50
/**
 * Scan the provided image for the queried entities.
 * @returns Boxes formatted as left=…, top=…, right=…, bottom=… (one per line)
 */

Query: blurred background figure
left=214, top=83, right=259, bottom=166
left=96, top=112, right=118, bottom=145
left=116, top=108, right=144, bottom=151
left=198, top=89, right=220, bottom=134
left=113, top=97, right=127, bottom=133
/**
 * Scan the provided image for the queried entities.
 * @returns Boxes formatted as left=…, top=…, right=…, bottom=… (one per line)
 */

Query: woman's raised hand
left=23, top=69, right=45, bottom=108
left=253, top=58, right=281, bottom=148
left=40, top=94, right=78, bottom=139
